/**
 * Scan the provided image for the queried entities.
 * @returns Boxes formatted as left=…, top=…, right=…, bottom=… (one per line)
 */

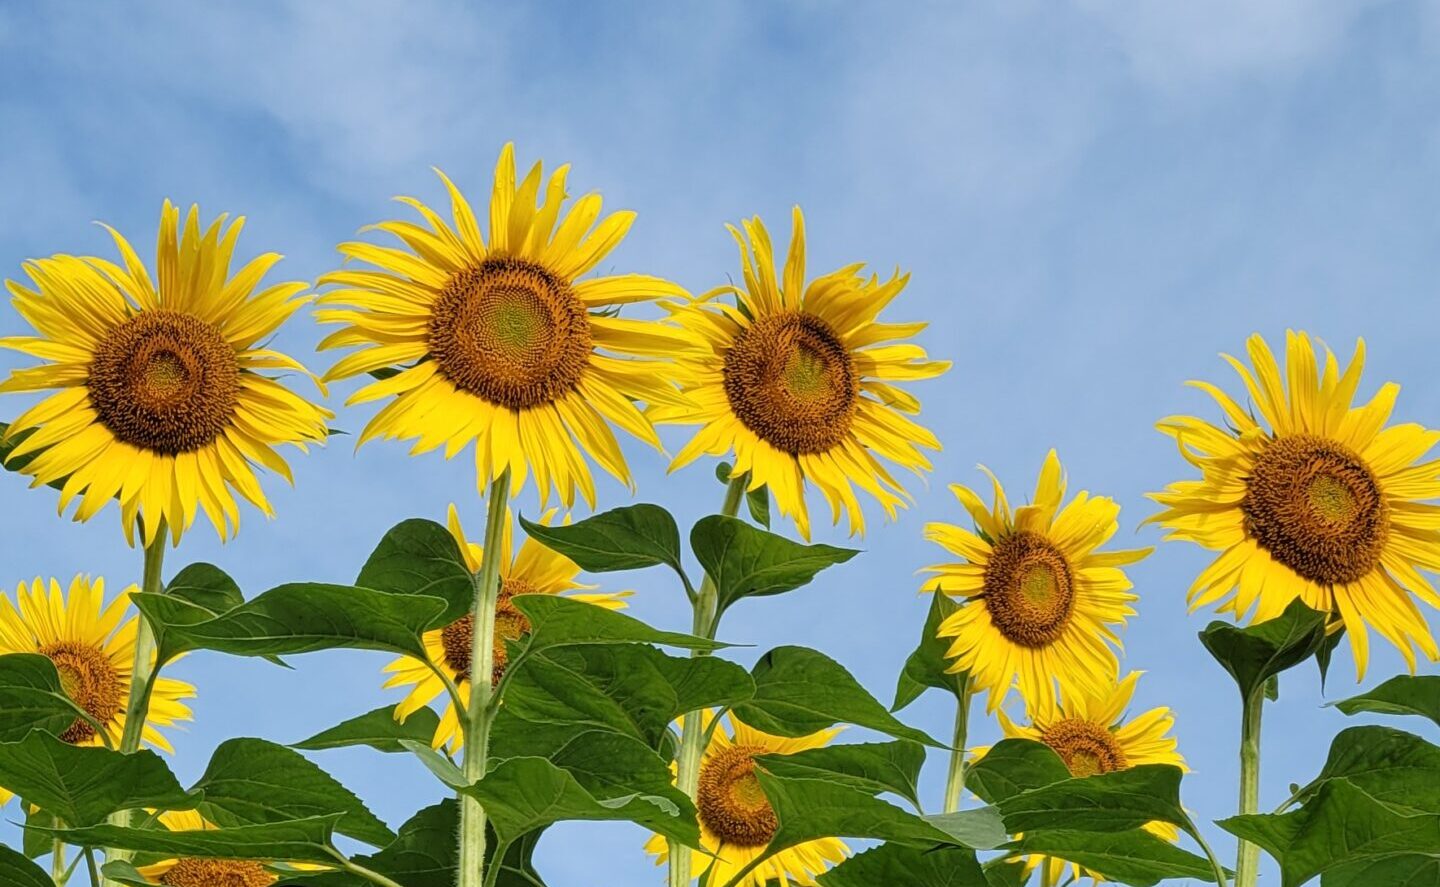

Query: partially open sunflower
left=653, top=208, right=949, bottom=539
left=0, top=201, right=331, bottom=546
left=1151, top=331, right=1440, bottom=678
left=923, top=450, right=1149, bottom=713
left=317, top=143, right=692, bottom=508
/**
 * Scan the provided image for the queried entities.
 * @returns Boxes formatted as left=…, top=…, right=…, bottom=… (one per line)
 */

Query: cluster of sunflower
left=0, top=142, right=1435, bottom=887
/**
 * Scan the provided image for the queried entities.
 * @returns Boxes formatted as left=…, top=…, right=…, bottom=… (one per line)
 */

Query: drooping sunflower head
left=383, top=503, right=629, bottom=752
left=991, top=671, right=1186, bottom=883
left=0, top=575, right=195, bottom=803
left=135, top=809, right=325, bottom=886
left=317, top=143, right=694, bottom=509
left=654, top=208, right=950, bottom=539
left=644, top=711, right=848, bottom=887
left=1150, top=331, right=1440, bottom=678
left=923, top=450, right=1149, bottom=713
left=0, top=201, right=331, bottom=546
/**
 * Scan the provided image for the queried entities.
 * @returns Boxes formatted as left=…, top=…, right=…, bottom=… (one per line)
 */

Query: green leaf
left=965, top=739, right=1071, bottom=805
left=355, top=518, right=474, bottom=625
left=192, top=738, right=394, bottom=848
left=0, top=731, right=192, bottom=826
left=273, top=801, right=469, bottom=887
left=1332, top=675, right=1440, bottom=728
left=1221, top=779, right=1440, bottom=887
left=510, top=594, right=727, bottom=658
left=892, top=593, right=964, bottom=712
left=293, top=705, right=443, bottom=755
left=492, top=643, right=753, bottom=759
left=1308, top=725, right=1440, bottom=813
left=96, top=861, right=159, bottom=887
left=1198, top=598, right=1330, bottom=700
left=519, top=504, right=685, bottom=580
left=22, top=806, right=58, bottom=858
left=0, top=844, right=54, bottom=887
left=133, top=582, right=449, bottom=661
left=982, top=860, right=1029, bottom=887
left=735, top=646, right=943, bottom=747
left=746, top=486, right=770, bottom=528
left=0, top=423, right=64, bottom=493
left=56, top=816, right=342, bottom=864
left=997, top=764, right=1189, bottom=833
left=757, top=741, right=927, bottom=810
left=400, top=740, right=467, bottom=789
left=1010, top=829, right=1223, bottom=886
left=149, top=562, right=250, bottom=664
left=817, top=843, right=988, bottom=886
left=1322, top=853, right=1440, bottom=887
left=691, top=515, right=857, bottom=617
left=0, top=653, right=93, bottom=743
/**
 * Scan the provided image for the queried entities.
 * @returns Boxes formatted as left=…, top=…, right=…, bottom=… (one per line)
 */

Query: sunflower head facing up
left=0, top=202, right=331, bottom=547
left=135, top=809, right=325, bottom=886
left=923, top=450, right=1149, bottom=713
left=990, top=672, right=1186, bottom=884
left=317, top=143, right=694, bottom=509
left=653, top=208, right=949, bottom=539
left=383, top=503, right=628, bottom=752
left=644, top=711, right=848, bottom=887
left=0, top=576, right=194, bottom=804
left=1150, top=331, right=1440, bottom=678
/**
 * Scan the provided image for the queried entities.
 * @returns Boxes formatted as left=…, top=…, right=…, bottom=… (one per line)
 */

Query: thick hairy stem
left=457, top=470, right=512, bottom=887
left=667, top=473, right=748, bottom=887
left=1234, top=685, right=1264, bottom=887
left=942, top=674, right=972, bottom=813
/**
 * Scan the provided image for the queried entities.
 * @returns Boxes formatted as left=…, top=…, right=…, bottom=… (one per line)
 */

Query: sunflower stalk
left=457, top=469, right=512, bottom=887
left=50, top=835, right=67, bottom=886
left=942, top=673, right=972, bottom=813
left=667, top=471, right=749, bottom=887
left=1234, top=683, right=1264, bottom=887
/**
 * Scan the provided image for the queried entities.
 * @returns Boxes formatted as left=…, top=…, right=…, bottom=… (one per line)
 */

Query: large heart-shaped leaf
left=293, top=705, right=443, bottom=755
left=57, top=816, right=342, bottom=864
left=355, top=518, right=474, bottom=625
left=997, top=764, right=1189, bottom=834
left=1198, top=599, right=1329, bottom=701
left=510, top=594, right=727, bottom=659
left=817, top=843, right=987, bottom=886
left=519, top=504, right=686, bottom=581
left=0, top=654, right=94, bottom=743
left=1304, top=725, right=1440, bottom=814
left=965, top=739, right=1071, bottom=805
left=0, top=844, right=54, bottom=887
left=893, top=593, right=965, bottom=712
left=1331, top=675, right=1440, bottom=729
left=756, top=741, right=927, bottom=811
left=691, top=515, right=857, bottom=617
left=1010, top=829, right=1223, bottom=886
left=0, top=731, right=192, bottom=826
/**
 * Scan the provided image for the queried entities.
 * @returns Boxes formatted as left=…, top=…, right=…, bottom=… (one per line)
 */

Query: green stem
left=942, top=674, right=972, bottom=813
left=457, top=469, right=512, bottom=887
left=1234, top=685, right=1264, bottom=887
left=50, top=835, right=66, bottom=887
left=83, top=848, right=100, bottom=887
left=667, top=472, right=748, bottom=887
left=328, top=851, right=410, bottom=887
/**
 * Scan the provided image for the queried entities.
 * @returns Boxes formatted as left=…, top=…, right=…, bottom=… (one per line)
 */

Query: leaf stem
left=327, top=851, right=410, bottom=887
left=942, top=673, right=972, bottom=813
left=1234, top=684, right=1264, bottom=887
left=667, top=470, right=748, bottom=887
left=50, top=835, right=67, bottom=886
left=457, top=469, right=512, bottom=887
left=83, top=848, right=100, bottom=887
left=1181, top=812, right=1231, bottom=885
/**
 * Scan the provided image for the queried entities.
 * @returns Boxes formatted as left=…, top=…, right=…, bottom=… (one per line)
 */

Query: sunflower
left=985, top=672, right=1186, bottom=884
left=316, top=143, right=692, bottom=508
left=922, top=450, right=1149, bottom=713
left=0, top=202, right=331, bottom=547
left=644, top=711, right=848, bottom=887
left=383, top=503, right=628, bottom=752
left=1151, top=331, right=1440, bottom=678
left=652, top=208, right=949, bottom=539
left=0, top=576, right=194, bottom=805
left=134, top=809, right=325, bottom=886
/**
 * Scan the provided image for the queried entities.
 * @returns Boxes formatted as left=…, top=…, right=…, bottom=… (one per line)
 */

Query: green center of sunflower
left=722, top=311, right=858, bottom=455
left=428, top=258, right=591, bottom=410
left=88, top=310, right=239, bottom=455
left=158, top=858, right=274, bottom=887
left=696, top=744, right=778, bottom=847
left=1241, top=434, right=1388, bottom=585
left=438, top=579, right=536, bottom=685
left=1040, top=719, right=1128, bottom=778
left=38, top=640, right=123, bottom=745
left=981, top=531, right=1076, bottom=648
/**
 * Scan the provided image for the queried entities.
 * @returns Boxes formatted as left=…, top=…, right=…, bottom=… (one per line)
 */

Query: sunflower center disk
left=158, top=858, right=274, bottom=887
left=1241, top=434, right=1389, bottom=585
left=722, top=312, right=858, bottom=455
left=696, top=744, right=778, bottom=847
left=981, top=531, right=1077, bottom=648
left=438, top=580, right=536, bottom=685
left=428, top=258, right=591, bottom=410
left=39, top=641, right=123, bottom=745
left=88, top=310, right=240, bottom=455
left=1040, top=719, right=1128, bottom=778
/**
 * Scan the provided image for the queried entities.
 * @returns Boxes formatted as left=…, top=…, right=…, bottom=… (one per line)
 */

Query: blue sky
left=2, top=2, right=1439, bottom=884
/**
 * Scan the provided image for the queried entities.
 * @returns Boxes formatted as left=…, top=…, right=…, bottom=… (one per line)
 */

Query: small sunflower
left=0, top=201, right=331, bottom=547
left=644, top=711, right=848, bottom=887
left=317, top=143, right=692, bottom=508
left=653, top=208, right=949, bottom=539
left=0, top=576, right=194, bottom=805
left=383, top=503, right=628, bottom=752
left=986, top=672, right=1186, bottom=884
left=923, top=450, right=1149, bottom=713
left=1151, top=331, right=1440, bottom=678
left=134, top=809, right=326, bottom=886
